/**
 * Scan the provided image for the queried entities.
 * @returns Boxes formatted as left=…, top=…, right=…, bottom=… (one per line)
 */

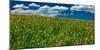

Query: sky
left=10, top=0, right=95, bottom=20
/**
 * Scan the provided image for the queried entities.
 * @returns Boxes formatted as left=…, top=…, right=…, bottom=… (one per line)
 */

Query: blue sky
left=10, top=0, right=95, bottom=20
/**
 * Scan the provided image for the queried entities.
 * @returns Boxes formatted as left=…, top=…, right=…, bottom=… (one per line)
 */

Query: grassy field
left=10, top=14, right=94, bottom=50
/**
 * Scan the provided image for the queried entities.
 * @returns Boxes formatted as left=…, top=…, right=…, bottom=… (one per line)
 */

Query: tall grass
left=10, top=14, right=94, bottom=50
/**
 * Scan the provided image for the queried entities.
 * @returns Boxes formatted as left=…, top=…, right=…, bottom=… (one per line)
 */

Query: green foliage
left=10, top=14, right=94, bottom=50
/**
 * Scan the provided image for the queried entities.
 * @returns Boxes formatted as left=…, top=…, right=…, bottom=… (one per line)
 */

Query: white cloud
left=70, top=5, right=95, bottom=13
left=13, top=4, right=29, bottom=9
left=37, top=5, right=68, bottom=16
left=11, top=8, right=23, bottom=14
left=11, top=8, right=56, bottom=17
left=49, top=5, right=68, bottom=11
left=38, top=5, right=50, bottom=14
left=11, top=5, right=69, bottom=17
left=39, top=5, right=68, bottom=11
left=39, top=5, right=50, bottom=10
left=32, top=9, right=57, bottom=17
left=11, top=8, right=33, bottom=14
left=29, top=3, right=40, bottom=7
left=37, top=5, right=62, bottom=17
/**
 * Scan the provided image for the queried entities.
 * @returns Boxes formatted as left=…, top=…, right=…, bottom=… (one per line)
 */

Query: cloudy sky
left=10, top=0, right=95, bottom=20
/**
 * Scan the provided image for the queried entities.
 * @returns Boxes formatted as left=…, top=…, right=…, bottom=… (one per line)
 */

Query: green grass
left=10, top=14, right=94, bottom=50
